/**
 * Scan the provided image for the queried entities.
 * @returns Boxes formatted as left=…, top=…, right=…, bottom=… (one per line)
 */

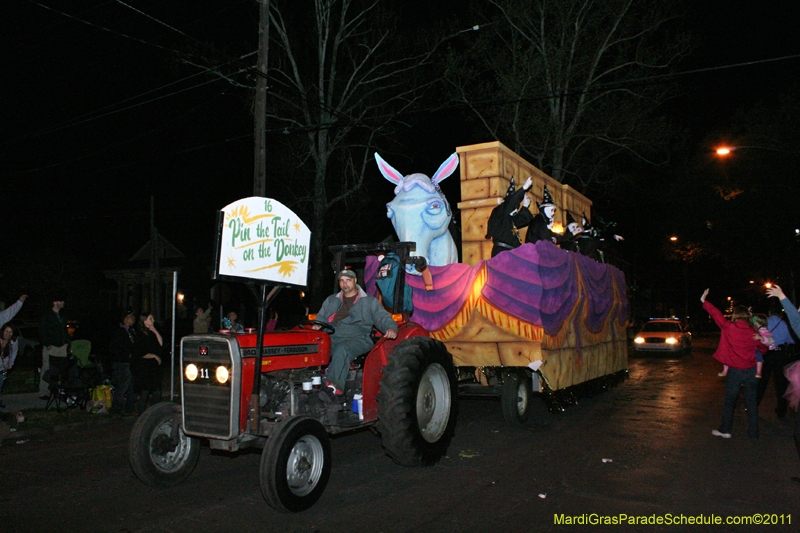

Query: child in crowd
left=223, top=311, right=244, bottom=333
left=752, top=314, right=773, bottom=378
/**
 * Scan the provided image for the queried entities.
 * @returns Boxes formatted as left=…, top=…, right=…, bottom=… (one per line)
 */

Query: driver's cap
left=338, top=269, right=357, bottom=280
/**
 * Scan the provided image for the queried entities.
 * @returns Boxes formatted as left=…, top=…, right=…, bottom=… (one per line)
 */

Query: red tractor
left=128, top=242, right=457, bottom=512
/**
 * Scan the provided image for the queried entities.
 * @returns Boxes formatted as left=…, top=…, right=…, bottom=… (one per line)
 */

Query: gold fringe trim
left=428, top=264, right=544, bottom=342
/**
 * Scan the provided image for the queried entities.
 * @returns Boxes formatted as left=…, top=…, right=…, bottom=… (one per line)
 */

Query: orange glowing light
left=716, top=147, right=731, bottom=155
left=552, top=222, right=564, bottom=234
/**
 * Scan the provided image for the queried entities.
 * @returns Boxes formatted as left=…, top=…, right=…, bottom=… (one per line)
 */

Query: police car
left=633, top=318, right=692, bottom=355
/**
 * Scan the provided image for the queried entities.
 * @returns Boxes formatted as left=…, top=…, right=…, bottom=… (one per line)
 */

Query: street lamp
left=715, top=145, right=797, bottom=156
left=667, top=236, right=689, bottom=322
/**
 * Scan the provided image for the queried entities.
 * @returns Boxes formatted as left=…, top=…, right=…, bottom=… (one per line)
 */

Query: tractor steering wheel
left=299, top=319, right=336, bottom=336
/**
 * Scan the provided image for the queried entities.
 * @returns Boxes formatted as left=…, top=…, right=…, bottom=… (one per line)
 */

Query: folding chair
left=44, top=356, right=89, bottom=412
left=72, top=339, right=102, bottom=392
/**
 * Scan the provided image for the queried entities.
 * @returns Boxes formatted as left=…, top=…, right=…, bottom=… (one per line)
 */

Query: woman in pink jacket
left=701, top=288, right=767, bottom=440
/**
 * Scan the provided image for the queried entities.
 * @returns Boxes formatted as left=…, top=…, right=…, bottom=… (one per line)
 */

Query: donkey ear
left=431, top=153, right=459, bottom=184
left=375, top=153, right=404, bottom=185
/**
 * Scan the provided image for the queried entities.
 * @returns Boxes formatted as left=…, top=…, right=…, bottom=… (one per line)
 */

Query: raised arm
left=767, top=284, right=800, bottom=338
left=0, top=296, right=26, bottom=327
left=701, top=289, right=728, bottom=330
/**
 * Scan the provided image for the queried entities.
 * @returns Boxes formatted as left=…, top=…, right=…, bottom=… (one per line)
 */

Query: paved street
left=1, top=335, right=797, bottom=532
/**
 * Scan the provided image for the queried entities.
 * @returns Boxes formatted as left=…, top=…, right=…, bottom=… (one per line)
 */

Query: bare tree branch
left=445, top=0, right=689, bottom=192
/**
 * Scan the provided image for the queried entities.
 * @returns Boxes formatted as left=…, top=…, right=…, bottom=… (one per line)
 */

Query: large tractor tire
left=129, top=402, right=201, bottom=488
left=501, top=369, right=532, bottom=426
left=377, top=336, right=457, bottom=467
left=260, top=416, right=331, bottom=513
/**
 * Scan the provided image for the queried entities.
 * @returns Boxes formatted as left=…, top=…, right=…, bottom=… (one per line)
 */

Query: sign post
left=213, top=197, right=311, bottom=432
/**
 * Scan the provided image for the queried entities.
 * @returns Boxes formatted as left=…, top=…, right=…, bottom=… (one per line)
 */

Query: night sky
left=4, top=0, right=800, bottom=318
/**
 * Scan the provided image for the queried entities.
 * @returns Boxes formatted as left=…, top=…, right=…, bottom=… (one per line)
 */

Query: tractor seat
left=352, top=328, right=385, bottom=369
left=351, top=351, right=370, bottom=369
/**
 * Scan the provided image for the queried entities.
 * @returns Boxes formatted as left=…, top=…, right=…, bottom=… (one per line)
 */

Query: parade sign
left=216, top=197, right=310, bottom=287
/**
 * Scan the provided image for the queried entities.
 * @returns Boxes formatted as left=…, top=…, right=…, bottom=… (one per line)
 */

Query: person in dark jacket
left=486, top=176, right=533, bottom=257
left=38, top=297, right=70, bottom=399
left=756, top=303, right=796, bottom=418
left=766, top=284, right=800, bottom=485
left=132, top=313, right=163, bottom=414
left=109, top=310, right=137, bottom=415
left=701, top=288, right=767, bottom=440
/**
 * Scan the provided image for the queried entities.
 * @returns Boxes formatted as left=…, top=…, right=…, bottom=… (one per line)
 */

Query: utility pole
left=253, top=0, right=269, bottom=196
left=150, top=196, right=162, bottom=321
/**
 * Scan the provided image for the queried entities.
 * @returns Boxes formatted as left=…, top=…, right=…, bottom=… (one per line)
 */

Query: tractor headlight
left=216, top=365, right=230, bottom=384
left=185, top=363, right=198, bottom=381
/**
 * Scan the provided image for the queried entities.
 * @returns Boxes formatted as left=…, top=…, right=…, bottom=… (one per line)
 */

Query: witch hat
left=541, top=185, right=555, bottom=207
left=581, top=212, right=597, bottom=237
left=536, top=185, right=556, bottom=215
left=504, top=177, right=516, bottom=198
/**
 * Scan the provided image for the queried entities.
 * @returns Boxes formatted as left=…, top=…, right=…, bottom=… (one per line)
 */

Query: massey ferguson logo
left=241, top=344, right=318, bottom=357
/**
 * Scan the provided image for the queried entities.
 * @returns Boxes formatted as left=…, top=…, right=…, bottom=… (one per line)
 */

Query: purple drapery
left=366, top=241, right=626, bottom=337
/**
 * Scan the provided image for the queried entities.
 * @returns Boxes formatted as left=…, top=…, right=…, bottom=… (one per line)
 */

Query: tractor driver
left=314, top=269, right=398, bottom=394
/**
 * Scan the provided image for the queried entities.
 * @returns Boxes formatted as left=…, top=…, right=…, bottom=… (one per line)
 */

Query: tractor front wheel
left=260, top=416, right=332, bottom=513
left=129, top=402, right=200, bottom=488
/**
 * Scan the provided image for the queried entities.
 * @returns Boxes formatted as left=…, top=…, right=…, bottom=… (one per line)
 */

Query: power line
left=9, top=1, right=114, bottom=51
left=112, top=0, right=190, bottom=38
left=25, top=0, right=194, bottom=56
left=16, top=52, right=798, bottom=178
left=8, top=11, right=800, bottom=178
left=4, top=50, right=257, bottom=146
left=266, top=53, right=800, bottom=136
left=12, top=92, right=239, bottom=176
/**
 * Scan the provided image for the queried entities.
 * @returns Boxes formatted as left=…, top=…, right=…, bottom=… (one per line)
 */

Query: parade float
left=369, top=141, right=628, bottom=424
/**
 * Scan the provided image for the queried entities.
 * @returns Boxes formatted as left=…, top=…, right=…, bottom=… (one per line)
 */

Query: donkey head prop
left=377, top=152, right=459, bottom=273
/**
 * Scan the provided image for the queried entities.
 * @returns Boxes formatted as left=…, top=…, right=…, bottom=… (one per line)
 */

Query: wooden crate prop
left=456, top=141, right=592, bottom=265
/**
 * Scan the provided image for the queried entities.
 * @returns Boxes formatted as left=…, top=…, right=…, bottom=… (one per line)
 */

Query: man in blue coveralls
left=314, top=269, right=397, bottom=394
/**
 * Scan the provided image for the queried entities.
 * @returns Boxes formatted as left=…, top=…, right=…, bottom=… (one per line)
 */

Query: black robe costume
left=486, top=187, right=533, bottom=257
left=559, top=232, right=580, bottom=253
left=525, top=211, right=569, bottom=246
left=576, top=234, right=613, bottom=262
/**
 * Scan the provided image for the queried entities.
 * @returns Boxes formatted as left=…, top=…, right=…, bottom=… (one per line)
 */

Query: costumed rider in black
left=524, top=185, right=566, bottom=246
left=575, top=213, right=624, bottom=263
left=486, top=176, right=534, bottom=257
left=559, top=212, right=582, bottom=253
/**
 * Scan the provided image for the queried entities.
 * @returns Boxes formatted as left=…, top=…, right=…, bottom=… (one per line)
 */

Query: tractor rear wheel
left=377, top=336, right=457, bottom=466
